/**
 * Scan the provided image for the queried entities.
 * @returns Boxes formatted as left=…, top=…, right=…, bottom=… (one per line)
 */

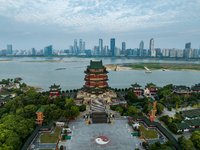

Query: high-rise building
left=44, top=45, right=52, bottom=55
left=110, top=38, right=115, bottom=56
left=69, top=45, right=73, bottom=54
left=115, top=47, right=120, bottom=56
left=122, top=42, right=126, bottom=51
left=185, top=42, right=191, bottom=49
left=162, top=48, right=169, bottom=57
left=7, top=44, right=12, bottom=55
left=104, top=46, right=108, bottom=56
left=31, top=48, right=36, bottom=55
left=155, top=48, right=161, bottom=57
left=99, top=39, right=103, bottom=55
left=83, top=42, right=85, bottom=53
left=139, top=40, right=144, bottom=50
left=74, top=39, right=77, bottom=54
left=94, top=46, right=99, bottom=55
left=79, top=39, right=82, bottom=54
left=149, top=38, right=154, bottom=51
left=1, top=49, right=7, bottom=56
left=149, top=38, right=156, bottom=57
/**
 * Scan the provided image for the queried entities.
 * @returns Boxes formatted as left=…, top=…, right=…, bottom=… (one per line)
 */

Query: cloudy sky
left=0, top=0, right=199, bottom=50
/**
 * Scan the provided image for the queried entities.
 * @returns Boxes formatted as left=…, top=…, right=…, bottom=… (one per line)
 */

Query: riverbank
left=122, top=63, right=200, bottom=71
left=104, top=65, right=127, bottom=71
left=104, top=62, right=200, bottom=71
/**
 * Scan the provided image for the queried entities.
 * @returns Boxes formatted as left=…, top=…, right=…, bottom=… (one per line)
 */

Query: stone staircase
left=91, top=98, right=107, bottom=123
left=91, top=98, right=105, bottom=112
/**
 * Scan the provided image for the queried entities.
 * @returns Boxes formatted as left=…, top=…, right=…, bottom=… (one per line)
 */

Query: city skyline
left=0, top=0, right=199, bottom=50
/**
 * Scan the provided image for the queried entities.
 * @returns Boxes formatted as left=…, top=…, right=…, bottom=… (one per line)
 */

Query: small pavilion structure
left=130, top=83, right=143, bottom=97
left=148, top=99, right=157, bottom=122
left=49, top=83, right=61, bottom=98
left=36, top=108, right=45, bottom=126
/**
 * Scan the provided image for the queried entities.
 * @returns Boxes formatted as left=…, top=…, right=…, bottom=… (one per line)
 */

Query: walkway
left=58, top=119, right=145, bottom=150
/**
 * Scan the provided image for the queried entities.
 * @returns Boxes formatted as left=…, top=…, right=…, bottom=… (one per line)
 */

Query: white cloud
left=0, top=0, right=199, bottom=33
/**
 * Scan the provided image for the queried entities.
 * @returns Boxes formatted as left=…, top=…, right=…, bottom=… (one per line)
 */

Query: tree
left=165, top=140, right=175, bottom=148
left=156, top=103, right=164, bottom=115
left=53, top=96, right=61, bottom=105
left=175, top=104, right=179, bottom=111
left=125, top=90, right=138, bottom=103
left=181, top=139, right=195, bottom=150
left=79, top=104, right=86, bottom=111
left=127, top=106, right=140, bottom=115
left=16, top=108, right=24, bottom=116
left=178, top=135, right=185, bottom=144
left=24, top=105, right=37, bottom=116
left=70, top=106, right=80, bottom=118
left=115, top=106, right=123, bottom=114
left=65, top=98, right=75, bottom=109
left=168, top=123, right=178, bottom=133
left=190, top=131, right=200, bottom=149
left=62, top=110, right=71, bottom=120
left=174, top=113, right=183, bottom=123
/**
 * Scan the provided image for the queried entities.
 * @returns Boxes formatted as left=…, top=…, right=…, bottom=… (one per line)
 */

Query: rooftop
left=87, top=60, right=105, bottom=69
left=36, top=108, right=44, bottom=113
left=131, top=82, right=141, bottom=87
left=49, top=83, right=60, bottom=89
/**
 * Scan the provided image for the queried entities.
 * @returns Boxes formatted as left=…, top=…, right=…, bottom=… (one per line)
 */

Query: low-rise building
left=130, top=83, right=143, bottom=97
left=172, top=85, right=191, bottom=95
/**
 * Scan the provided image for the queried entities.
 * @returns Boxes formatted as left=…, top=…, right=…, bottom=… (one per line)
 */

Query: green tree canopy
left=156, top=103, right=164, bottom=115
left=65, top=98, right=75, bottom=109
left=190, top=131, right=200, bottom=149
left=127, top=106, right=140, bottom=115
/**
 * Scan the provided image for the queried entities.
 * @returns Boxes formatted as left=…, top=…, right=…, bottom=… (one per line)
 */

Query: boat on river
left=144, top=66, right=152, bottom=73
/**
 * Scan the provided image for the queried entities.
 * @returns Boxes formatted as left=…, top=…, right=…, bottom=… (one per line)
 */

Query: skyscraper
left=122, top=42, right=126, bottom=51
left=74, top=39, right=77, bottom=54
left=149, top=38, right=154, bottom=51
left=79, top=39, right=82, bottom=54
left=139, top=40, right=144, bottom=50
left=99, top=39, right=103, bottom=55
left=83, top=42, right=85, bottom=53
left=185, top=42, right=191, bottom=49
left=31, top=48, right=36, bottom=55
left=69, top=45, right=73, bottom=54
left=110, top=38, right=115, bottom=56
left=104, top=46, right=108, bottom=56
left=44, top=45, right=52, bottom=55
left=149, top=38, right=156, bottom=57
left=139, top=40, right=144, bottom=56
left=7, top=44, right=12, bottom=55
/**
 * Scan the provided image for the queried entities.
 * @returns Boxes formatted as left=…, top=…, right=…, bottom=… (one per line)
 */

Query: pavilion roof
left=180, top=109, right=200, bottom=118
left=146, top=82, right=156, bottom=88
left=49, top=83, right=60, bottom=88
left=131, top=82, right=141, bottom=87
left=148, top=106, right=156, bottom=110
left=149, top=99, right=155, bottom=103
left=177, top=123, right=190, bottom=129
left=173, top=85, right=188, bottom=90
left=185, top=119, right=200, bottom=127
left=87, top=60, right=105, bottom=69
left=36, top=108, right=44, bottom=113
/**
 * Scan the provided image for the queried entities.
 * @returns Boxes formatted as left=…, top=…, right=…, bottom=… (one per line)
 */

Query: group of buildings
left=1, top=39, right=199, bottom=58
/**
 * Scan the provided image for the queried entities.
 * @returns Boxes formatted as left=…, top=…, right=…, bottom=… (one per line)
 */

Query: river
left=0, top=57, right=200, bottom=91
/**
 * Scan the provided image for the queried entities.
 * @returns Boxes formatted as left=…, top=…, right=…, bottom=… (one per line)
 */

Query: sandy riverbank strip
left=104, top=65, right=129, bottom=71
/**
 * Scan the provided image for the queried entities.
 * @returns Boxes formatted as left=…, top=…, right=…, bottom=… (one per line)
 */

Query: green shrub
left=167, top=106, right=172, bottom=111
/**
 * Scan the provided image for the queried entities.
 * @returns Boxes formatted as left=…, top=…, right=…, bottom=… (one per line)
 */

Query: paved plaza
left=58, top=118, right=145, bottom=150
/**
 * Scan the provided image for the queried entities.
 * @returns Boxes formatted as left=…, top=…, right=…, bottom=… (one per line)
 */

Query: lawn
left=139, top=124, right=158, bottom=139
left=40, top=127, right=62, bottom=143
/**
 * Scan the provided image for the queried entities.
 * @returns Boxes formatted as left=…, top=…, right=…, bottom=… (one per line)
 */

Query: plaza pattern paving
left=58, top=118, right=144, bottom=150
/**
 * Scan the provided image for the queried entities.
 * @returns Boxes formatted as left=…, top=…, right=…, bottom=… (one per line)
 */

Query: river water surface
left=0, top=57, right=200, bottom=91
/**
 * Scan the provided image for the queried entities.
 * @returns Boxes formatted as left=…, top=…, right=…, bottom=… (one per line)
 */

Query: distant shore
left=105, top=63, right=200, bottom=71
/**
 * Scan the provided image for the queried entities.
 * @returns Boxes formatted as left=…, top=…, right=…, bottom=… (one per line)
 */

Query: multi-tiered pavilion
left=76, top=60, right=126, bottom=123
